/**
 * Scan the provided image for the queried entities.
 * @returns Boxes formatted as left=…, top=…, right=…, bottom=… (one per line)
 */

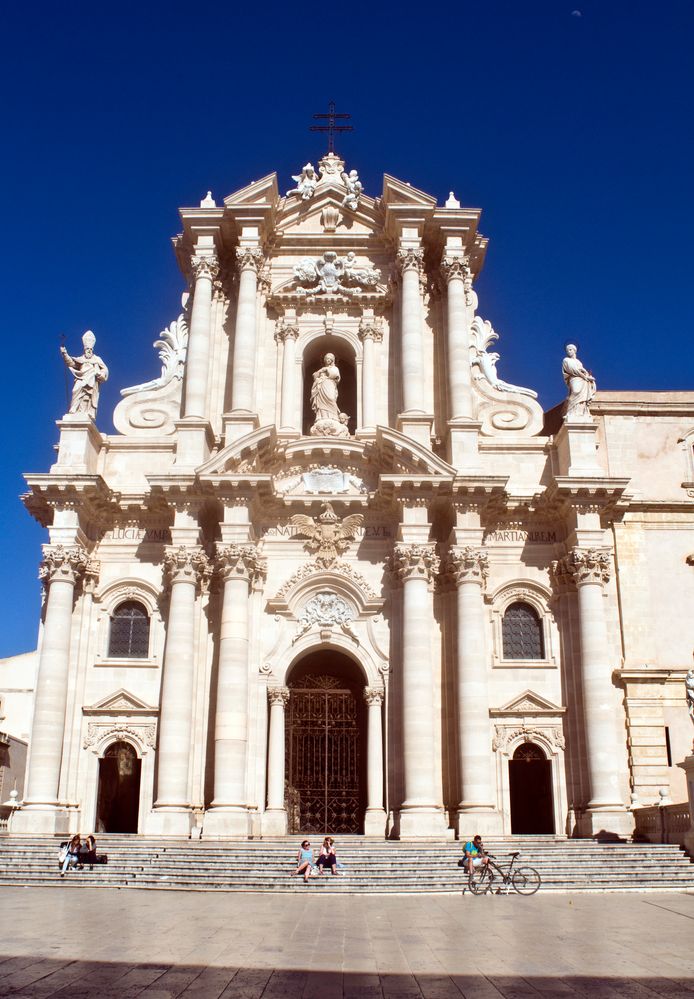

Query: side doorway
left=96, top=741, right=141, bottom=833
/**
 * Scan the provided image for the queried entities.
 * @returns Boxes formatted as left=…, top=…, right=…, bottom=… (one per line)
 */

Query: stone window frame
left=94, top=579, right=162, bottom=668
left=489, top=581, right=556, bottom=669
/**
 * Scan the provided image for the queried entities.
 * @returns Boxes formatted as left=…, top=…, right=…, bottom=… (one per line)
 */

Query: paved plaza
left=0, top=889, right=693, bottom=997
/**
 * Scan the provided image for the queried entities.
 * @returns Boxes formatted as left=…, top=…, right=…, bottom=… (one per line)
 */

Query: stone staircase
left=0, top=835, right=691, bottom=893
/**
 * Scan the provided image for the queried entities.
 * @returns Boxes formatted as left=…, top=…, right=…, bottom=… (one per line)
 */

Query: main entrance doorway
left=96, top=741, right=141, bottom=833
left=286, top=652, right=365, bottom=834
left=509, top=742, right=555, bottom=834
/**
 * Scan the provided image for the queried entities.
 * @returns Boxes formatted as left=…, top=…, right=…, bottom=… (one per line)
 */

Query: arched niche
left=301, top=334, right=358, bottom=436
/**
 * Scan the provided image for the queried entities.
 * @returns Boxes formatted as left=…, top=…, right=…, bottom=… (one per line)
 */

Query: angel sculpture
left=290, top=502, right=364, bottom=567
left=287, top=163, right=318, bottom=201
left=293, top=257, right=319, bottom=288
left=341, top=168, right=363, bottom=211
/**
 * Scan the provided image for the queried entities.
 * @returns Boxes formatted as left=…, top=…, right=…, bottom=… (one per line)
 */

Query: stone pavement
left=0, top=888, right=693, bottom=998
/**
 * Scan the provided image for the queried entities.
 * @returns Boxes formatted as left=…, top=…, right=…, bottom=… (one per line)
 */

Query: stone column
left=441, top=255, right=474, bottom=421
left=358, top=318, right=383, bottom=431
left=391, top=543, right=447, bottom=837
left=149, top=546, right=209, bottom=836
left=183, top=254, right=219, bottom=420
left=276, top=319, right=300, bottom=432
left=556, top=547, right=630, bottom=835
left=263, top=686, right=290, bottom=835
left=396, top=248, right=425, bottom=414
left=363, top=687, right=387, bottom=835
left=205, top=544, right=266, bottom=838
left=13, top=546, right=90, bottom=834
left=447, top=547, right=501, bottom=835
left=230, top=247, right=264, bottom=414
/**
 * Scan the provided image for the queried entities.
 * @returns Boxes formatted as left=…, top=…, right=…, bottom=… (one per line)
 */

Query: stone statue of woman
left=562, top=343, right=596, bottom=421
left=309, top=353, right=349, bottom=437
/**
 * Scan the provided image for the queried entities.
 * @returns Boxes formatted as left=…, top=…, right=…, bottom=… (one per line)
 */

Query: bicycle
left=464, top=851, right=541, bottom=895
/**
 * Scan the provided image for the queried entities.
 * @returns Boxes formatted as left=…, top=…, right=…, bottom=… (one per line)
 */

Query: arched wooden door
left=96, top=741, right=141, bottom=833
left=509, top=742, right=555, bottom=834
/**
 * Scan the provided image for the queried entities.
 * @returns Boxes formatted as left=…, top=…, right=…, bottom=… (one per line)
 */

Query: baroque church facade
left=10, top=152, right=694, bottom=840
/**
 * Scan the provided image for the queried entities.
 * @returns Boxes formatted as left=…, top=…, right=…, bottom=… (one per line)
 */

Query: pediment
left=490, top=690, right=566, bottom=716
left=382, top=174, right=437, bottom=209
left=83, top=689, right=158, bottom=716
left=223, top=173, right=279, bottom=208
left=274, top=187, right=385, bottom=239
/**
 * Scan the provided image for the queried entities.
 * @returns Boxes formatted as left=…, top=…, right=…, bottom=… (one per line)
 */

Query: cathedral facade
left=10, top=153, right=694, bottom=840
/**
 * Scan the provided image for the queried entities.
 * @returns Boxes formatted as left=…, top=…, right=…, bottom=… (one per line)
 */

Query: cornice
left=22, top=474, right=120, bottom=527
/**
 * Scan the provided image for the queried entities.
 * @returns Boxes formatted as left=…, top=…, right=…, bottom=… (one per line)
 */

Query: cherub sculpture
left=290, top=502, right=364, bottom=567
left=287, top=163, right=318, bottom=200
left=341, top=168, right=363, bottom=211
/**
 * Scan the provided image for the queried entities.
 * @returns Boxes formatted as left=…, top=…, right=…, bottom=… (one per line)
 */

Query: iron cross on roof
left=310, top=100, right=353, bottom=154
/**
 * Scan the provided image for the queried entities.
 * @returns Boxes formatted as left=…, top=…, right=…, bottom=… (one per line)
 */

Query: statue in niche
left=60, top=330, right=109, bottom=419
left=562, top=343, right=596, bottom=420
left=287, top=163, right=318, bottom=201
left=309, top=353, right=350, bottom=438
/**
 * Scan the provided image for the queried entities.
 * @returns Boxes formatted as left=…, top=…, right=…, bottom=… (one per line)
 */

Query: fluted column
left=396, top=248, right=425, bottom=414
left=446, top=547, right=500, bottom=834
left=276, top=320, right=300, bottom=431
left=441, top=255, right=474, bottom=421
left=230, top=247, right=264, bottom=413
left=358, top=318, right=383, bottom=430
left=205, top=545, right=266, bottom=837
left=150, top=546, right=209, bottom=835
left=554, top=547, right=629, bottom=834
left=18, top=546, right=90, bottom=827
left=391, top=543, right=447, bottom=837
left=363, top=687, right=387, bottom=835
left=264, top=686, right=290, bottom=835
left=184, top=255, right=219, bottom=420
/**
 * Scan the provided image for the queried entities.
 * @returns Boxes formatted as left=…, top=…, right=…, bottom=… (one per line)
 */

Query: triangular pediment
left=382, top=174, right=437, bottom=209
left=490, top=690, right=566, bottom=716
left=83, top=689, right=158, bottom=715
left=223, top=173, right=279, bottom=208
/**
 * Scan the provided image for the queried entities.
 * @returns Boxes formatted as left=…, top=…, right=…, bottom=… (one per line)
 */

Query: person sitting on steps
left=317, top=836, right=341, bottom=876
left=293, top=840, right=315, bottom=883
left=464, top=834, right=490, bottom=878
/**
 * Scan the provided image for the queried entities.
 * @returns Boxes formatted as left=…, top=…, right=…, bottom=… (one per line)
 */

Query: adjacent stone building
left=9, top=153, right=694, bottom=840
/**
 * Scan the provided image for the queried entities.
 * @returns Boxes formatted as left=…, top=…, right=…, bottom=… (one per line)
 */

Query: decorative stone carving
left=236, top=247, right=264, bottom=272
left=274, top=319, right=300, bottom=343
left=470, top=317, right=538, bottom=399
left=293, top=252, right=380, bottom=296
left=216, top=544, right=267, bottom=584
left=295, top=591, right=358, bottom=643
left=340, top=168, right=363, bottom=211
left=83, top=722, right=156, bottom=752
left=358, top=317, right=383, bottom=343
left=190, top=255, right=220, bottom=281
left=389, top=543, right=440, bottom=584
left=60, top=331, right=109, bottom=419
left=492, top=724, right=565, bottom=753
left=275, top=467, right=367, bottom=496
left=309, top=353, right=351, bottom=438
left=163, top=546, right=211, bottom=591
left=445, top=547, right=489, bottom=586
left=467, top=316, right=543, bottom=436
left=563, top=343, right=596, bottom=421
left=364, top=687, right=384, bottom=706
left=396, top=247, right=424, bottom=275
left=440, top=254, right=470, bottom=282
left=290, top=503, right=363, bottom=568
left=39, top=545, right=90, bottom=587
left=554, top=547, right=611, bottom=587
left=121, top=316, right=188, bottom=397
left=320, top=205, right=341, bottom=232
left=286, top=163, right=318, bottom=200
left=267, top=686, right=290, bottom=706
left=317, top=152, right=344, bottom=178
left=685, top=668, right=694, bottom=726
left=275, top=559, right=377, bottom=601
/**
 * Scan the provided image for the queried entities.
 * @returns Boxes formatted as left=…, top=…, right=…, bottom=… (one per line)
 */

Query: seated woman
left=60, top=835, right=81, bottom=877
left=80, top=834, right=97, bottom=870
left=293, top=840, right=315, bottom=883
left=317, top=836, right=340, bottom=876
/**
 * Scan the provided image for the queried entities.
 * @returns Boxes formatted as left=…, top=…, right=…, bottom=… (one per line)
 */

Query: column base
left=9, top=806, right=72, bottom=836
left=203, top=807, right=251, bottom=839
left=363, top=808, right=387, bottom=837
left=174, top=418, right=214, bottom=469
left=222, top=411, right=260, bottom=446
left=261, top=809, right=288, bottom=836
left=577, top=806, right=634, bottom=839
left=145, top=807, right=194, bottom=837
left=398, top=806, right=449, bottom=839
left=455, top=808, right=503, bottom=838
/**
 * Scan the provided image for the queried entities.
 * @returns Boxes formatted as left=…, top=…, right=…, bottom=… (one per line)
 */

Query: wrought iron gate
left=286, top=674, right=362, bottom=834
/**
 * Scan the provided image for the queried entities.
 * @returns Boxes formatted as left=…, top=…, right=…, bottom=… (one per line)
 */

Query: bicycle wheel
left=512, top=866, right=541, bottom=895
left=468, top=865, right=493, bottom=895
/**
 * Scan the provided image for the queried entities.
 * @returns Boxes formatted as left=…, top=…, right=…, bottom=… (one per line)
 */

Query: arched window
left=502, top=602, right=544, bottom=660
left=108, top=601, right=150, bottom=658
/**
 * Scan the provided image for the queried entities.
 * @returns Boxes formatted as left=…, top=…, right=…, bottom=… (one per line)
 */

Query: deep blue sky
left=1, top=0, right=692, bottom=655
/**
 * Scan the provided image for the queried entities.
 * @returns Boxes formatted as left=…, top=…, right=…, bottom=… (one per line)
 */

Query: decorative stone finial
left=200, top=191, right=216, bottom=207
left=445, top=191, right=461, bottom=208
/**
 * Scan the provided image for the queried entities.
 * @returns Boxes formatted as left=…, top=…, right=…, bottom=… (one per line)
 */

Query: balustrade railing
left=633, top=802, right=691, bottom=847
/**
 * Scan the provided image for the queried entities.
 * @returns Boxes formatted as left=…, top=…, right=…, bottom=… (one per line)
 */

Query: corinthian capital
left=389, top=543, right=439, bottom=584
left=363, top=687, right=384, bottom=707
left=396, top=247, right=424, bottom=275
left=236, top=246, right=265, bottom=273
left=268, top=686, right=290, bottom=707
left=555, top=547, right=611, bottom=587
left=358, top=317, right=383, bottom=343
left=216, top=544, right=267, bottom=584
left=190, top=254, right=220, bottom=281
left=163, top=546, right=211, bottom=590
left=274, top=319, right=300, bottom=344
left=39, top=545, right=90, bottom=587
left=445, top=546, right=489, bottom=587
left=440, top=254, right=470, bottom=283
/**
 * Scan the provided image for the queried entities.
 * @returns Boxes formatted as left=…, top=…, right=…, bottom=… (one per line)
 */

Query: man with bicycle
left=463, top=834, right=490, bottom=877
